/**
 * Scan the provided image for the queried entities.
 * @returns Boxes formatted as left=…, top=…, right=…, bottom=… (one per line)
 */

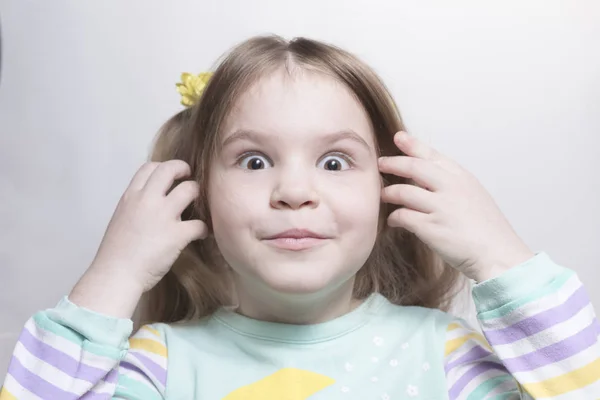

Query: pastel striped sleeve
left=114, top=325, right=168, bottom=399
left=0, top=296, right=168, bottom=399
left=473, top=252, right=600, bottom=399
left=444, top=318, right=527, bottom=399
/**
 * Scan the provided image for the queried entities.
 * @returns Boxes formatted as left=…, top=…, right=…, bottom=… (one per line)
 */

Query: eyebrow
left=221, top=129, right=372, bottom=152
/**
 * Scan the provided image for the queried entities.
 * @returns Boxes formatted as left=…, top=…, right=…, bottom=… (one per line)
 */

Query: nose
left=270, top=169, right=319, bottom=210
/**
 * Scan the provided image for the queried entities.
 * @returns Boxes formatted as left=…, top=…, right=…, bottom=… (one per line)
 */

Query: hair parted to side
left=138, top=34, right=464, bottom=325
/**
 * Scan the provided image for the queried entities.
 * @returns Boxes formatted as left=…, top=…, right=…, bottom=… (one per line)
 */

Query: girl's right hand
left=68, top=160, right=207, bottom=318
left=93, top=160, right=207, bottom=291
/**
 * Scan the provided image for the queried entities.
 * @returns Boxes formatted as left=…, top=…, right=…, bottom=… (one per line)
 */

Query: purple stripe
left=448, top=361, right=509, bottom=400
left=80, top=390, right=112, bottom=400
left=120, top=361, right=146, bottom=376
left=484, top=285, right=589, bottom=345
left=19, top=325, right=111, bottom=383
left=501, top=319, right=600, bottom=373
left=445, top=344, right=492, bottom=373
left=9, top=355, right=79, bottom=399
left=130, top=352, right=167, bottom=386
left=105, top=368, right=119, bottom=385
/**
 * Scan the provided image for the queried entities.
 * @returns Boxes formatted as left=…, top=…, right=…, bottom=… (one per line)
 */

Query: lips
left=262, top=229, right=331, bottom=251
left=263, top=229, right=328, bottom=240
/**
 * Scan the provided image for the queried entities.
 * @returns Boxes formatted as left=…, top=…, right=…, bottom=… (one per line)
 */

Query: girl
left=2, top=35, right=599, bottom=399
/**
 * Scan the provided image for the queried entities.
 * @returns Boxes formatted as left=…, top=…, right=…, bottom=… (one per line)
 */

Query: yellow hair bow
left=175, top=72, right=213, bottom=107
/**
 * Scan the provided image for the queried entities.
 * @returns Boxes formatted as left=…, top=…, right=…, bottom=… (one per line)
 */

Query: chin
left=254, top=260, right=355, bottom=296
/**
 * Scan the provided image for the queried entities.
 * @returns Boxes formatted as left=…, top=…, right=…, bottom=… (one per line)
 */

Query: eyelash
left=235, top=150, right=356, bottom=169
left=324, top=151, right=356, bottom=167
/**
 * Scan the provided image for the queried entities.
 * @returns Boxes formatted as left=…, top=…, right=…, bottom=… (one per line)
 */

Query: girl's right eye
left=237, top=153, right=273, bottom=170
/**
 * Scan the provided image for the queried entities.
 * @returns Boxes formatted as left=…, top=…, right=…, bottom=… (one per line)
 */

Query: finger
left=128, top=162, right=160, bottom=191
left=387, top=207, right=427, bottom=233
left=393, top=131, right=442, bottom=161
left=167, top=180, right=200, bottom=215
left=144, top=160, right=192, bottom=195
left=378, top=156, right=445, bottom=191
left=381, top=184, right=435, bottom=213
left=394, top=131, right=463, bottom=174
left=179, top=219, right=208, bottom=242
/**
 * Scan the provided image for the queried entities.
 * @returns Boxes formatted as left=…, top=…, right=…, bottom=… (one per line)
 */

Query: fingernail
left=395, top=131, right=407, bottom=141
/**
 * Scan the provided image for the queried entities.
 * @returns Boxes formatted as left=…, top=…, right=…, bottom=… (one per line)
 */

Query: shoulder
left=370, top=295, right=492, bottom=353
left=365, top=294, right=464, bottom=357
left=443, top=317, right=491, bottom=359
left=119, top=323, right=170, bottom=393
left=130, top=317, right=221, bottom=362
left=123, top=317, right=227, bottom=396
left=372, top=294, right=457, bottom=331
left=130, top=323, right=169, bottom=356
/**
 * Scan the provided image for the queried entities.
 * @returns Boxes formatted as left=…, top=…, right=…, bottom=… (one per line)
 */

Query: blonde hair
left=139, top=35, right=464, bottom=325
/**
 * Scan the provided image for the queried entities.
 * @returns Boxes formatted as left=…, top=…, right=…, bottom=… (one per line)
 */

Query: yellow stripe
left=522, top=357, right=600, bottom=398
left=445, top=332, right=492, bottom=356
left=447, top=322, right=461, bottom=331
left=129, top=338, right=167, bottom=358
left=141, top=325, right=160, bottom=338
left=0, top=387, right=17, bottom=400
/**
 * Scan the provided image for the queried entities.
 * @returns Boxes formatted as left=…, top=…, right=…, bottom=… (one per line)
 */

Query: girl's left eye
left=317, top=154, right=351, bottom=171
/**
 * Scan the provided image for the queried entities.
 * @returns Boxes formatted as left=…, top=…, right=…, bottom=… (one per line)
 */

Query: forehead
left=221, top=68, right=374, bottom=145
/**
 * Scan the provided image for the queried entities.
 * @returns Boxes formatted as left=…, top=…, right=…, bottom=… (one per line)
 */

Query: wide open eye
left=317, top=154, right=351, bottom=171
left=238, top=153, right=273, bottom=170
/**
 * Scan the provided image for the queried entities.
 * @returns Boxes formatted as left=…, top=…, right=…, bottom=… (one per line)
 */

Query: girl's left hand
left=378, top=131, right=535, bottom=282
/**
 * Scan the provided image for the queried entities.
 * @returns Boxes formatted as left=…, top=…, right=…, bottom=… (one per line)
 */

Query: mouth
left=262, top=229, right=331, bottom=251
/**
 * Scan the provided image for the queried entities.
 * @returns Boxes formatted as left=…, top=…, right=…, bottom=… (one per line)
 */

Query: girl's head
left=141, top=35, right=462, bottom=324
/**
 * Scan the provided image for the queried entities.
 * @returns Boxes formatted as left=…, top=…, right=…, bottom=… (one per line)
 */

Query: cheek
left=326, top=172, right=381, bottom=230
left=208, top=171, right=265, bottom=231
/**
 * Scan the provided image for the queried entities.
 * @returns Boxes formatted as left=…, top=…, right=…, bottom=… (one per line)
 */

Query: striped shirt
left=1, top=252, right=599, bottom=399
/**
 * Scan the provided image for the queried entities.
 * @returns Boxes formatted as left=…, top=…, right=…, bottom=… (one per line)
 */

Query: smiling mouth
left=262, top=229, right=331, bottom=251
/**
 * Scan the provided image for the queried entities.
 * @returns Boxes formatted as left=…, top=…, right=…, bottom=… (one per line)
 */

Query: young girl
left=2, top=35, right=599, bottom=399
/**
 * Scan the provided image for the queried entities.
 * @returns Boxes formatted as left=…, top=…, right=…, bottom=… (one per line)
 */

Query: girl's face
left=208, top=68, right=381, bottom=301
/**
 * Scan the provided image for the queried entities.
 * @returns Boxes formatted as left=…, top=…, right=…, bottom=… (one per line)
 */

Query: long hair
left=139, top=35, right=464, bottom=325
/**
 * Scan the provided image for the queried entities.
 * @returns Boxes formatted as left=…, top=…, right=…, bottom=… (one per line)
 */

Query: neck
left=232, top=277, right=362, bottom=324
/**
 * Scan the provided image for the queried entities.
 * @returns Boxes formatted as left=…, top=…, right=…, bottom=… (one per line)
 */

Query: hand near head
left=69, top=160, right=207, bottom=318
left=379, top=132, right=534, bottom=282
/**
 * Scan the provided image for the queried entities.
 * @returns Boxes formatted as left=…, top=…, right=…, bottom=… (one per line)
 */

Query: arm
left=1, top=161, right=204, bottom=399
left=375, top=127, right=599, bottom=397
left=0, top=297, right=167, bottom=400
left=444, top=319, right=528, bottom=399
left=444, top=252, right=600, bottom=399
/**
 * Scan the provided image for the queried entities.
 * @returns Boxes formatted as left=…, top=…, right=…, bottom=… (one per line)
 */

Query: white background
left=1, top=0, right=599, bottom=378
